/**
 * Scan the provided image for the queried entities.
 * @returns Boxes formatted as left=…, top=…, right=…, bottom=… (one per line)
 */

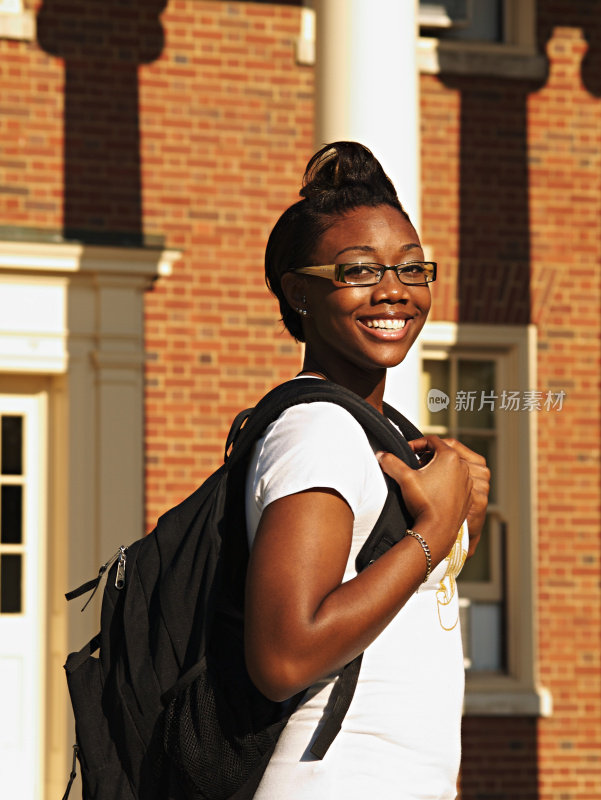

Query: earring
left=296, top=296, right=308, bottom=316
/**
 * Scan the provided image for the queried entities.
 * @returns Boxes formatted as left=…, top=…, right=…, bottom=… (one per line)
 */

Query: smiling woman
left=245, top=142, right=490, bottom=799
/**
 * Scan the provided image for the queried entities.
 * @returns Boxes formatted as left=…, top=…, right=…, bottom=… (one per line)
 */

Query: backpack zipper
left=115, top=546, right=127, bottom=590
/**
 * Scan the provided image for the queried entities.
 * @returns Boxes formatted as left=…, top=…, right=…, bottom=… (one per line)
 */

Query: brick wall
left=0, top=2, right=63, bottom=228
left=139, top=1, right=313, bottom=526
left=529, top=18, right=601, bottom=800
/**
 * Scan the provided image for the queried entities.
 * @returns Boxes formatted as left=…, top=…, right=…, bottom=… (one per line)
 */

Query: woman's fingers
left=442, top=438, right=491, bottom=553
left=376, top=437, right=473, bottom=564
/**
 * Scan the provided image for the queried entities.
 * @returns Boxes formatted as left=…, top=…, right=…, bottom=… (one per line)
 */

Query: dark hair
left=265, top=141, right=410, bottom=342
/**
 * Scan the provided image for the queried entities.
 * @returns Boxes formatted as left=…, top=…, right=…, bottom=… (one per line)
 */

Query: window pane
left=457, top=360, right=496, bottom=429
left=423, top=358, right=450, bottom=428
left=1, top=485, right=23, bottom=544
left=469, top=602, right=504, bottom=671
left=459, top=516, right=491, bottom=582
left=0, top=554, right=22, bottom=613
left=1, top=416, right=23, bottom=476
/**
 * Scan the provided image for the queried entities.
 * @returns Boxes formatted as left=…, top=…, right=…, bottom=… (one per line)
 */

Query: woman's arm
left=244, top=435, right=472, bottom=702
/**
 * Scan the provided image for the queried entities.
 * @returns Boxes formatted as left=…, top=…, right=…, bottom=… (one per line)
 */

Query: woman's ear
left=281, top=272, right=307, bottom=313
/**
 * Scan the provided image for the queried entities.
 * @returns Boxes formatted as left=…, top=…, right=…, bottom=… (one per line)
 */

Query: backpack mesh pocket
left=162, top=660, right=287, bottom=800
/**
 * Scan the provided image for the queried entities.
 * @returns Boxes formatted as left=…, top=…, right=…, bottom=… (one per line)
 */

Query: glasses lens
left=398, top=263, right=433, bottom=284
left=341, top=264, right=380, bottom=285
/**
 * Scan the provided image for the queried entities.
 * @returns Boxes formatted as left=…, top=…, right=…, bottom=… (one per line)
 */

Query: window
left=422, top=353, right=504, bottom=672
left=419, top=323, right=552, bottom=716
left=420, top=0, right=502, bottom=43
left=0, top=390, right=46, bottom=798
left=418, top=0, right=545, bottom=80
left=0, top=414, right=25, bottom=614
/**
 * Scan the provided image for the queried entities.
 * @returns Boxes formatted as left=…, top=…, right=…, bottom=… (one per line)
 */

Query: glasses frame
left=293, top=261, right=437, bottom=287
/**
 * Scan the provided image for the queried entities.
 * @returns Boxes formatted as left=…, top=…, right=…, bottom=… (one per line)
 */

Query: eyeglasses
left=293, top=261, right=437, bottom=287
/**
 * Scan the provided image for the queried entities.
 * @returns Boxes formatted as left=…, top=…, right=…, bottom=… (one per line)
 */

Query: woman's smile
left=359, top=314, right=413, bottom=337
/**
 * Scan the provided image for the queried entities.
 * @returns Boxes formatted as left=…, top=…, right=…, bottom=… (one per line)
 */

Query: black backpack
left=63, top=379, right=422, bottom=800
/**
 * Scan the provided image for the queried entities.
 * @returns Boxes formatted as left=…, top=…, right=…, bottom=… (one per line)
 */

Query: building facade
left=0, top=1, right=599, bottom=798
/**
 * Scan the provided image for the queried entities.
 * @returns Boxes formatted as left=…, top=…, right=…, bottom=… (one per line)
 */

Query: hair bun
left=299, top=141, right=400, bottom=211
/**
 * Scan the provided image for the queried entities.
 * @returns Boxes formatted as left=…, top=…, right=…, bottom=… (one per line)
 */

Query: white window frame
left=419, top=322, right=552, bottom=716
left=418, top=0, right=546, bottom=80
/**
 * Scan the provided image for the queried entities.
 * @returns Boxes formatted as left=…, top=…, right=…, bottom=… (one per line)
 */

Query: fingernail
left=375, top=451, right=385, bottom=463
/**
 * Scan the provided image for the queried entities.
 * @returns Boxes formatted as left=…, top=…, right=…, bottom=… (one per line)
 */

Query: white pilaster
left=313, top=0, right=422, bottom=422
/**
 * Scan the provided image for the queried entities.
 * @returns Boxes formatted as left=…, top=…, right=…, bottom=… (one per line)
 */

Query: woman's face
left=299, top=204, right=432, bottom=379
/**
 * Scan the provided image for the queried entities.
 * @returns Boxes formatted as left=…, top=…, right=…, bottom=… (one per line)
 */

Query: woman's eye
left=343, top=264, right=374, bottom=278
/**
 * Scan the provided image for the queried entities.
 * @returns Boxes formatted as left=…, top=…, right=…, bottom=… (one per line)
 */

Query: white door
left=0, top=392, right=46, bottom=799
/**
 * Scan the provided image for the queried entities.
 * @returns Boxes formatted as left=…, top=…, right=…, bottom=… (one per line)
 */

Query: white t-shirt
left=245, top=397, right=469, bottom=800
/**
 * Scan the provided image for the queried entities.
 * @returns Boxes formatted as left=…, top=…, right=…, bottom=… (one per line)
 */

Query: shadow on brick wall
left=37, top=0, right=167, bottom=245
left=438, top=1, right=601, bottom=328
left=437, top=71, right=540, bottom=326
left=461, top=717, right=539, bottom=800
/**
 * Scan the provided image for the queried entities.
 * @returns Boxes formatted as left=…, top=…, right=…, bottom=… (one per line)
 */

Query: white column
left=313, top=0, right=422, bottom=422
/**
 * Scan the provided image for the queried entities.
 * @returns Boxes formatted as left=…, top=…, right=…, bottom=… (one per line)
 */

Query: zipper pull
left=66, top=548, right=123, bottom=611
left=115, top=546, right=127, bottom=590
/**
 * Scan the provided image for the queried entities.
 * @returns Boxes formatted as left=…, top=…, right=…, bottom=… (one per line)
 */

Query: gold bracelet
left=405, top=529, right=432, bottom=583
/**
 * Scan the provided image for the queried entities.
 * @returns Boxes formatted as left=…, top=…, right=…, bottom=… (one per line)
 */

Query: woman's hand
left=376, top=435, right=473, bottom=565
left=440, top=438, right=490, bottom=556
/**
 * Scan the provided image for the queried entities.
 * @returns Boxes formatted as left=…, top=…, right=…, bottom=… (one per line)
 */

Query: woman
left=244, top=142, right=489, bottom=799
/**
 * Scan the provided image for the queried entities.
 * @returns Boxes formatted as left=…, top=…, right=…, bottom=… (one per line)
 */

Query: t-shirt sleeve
left=248, top=402, right=376, bottom=521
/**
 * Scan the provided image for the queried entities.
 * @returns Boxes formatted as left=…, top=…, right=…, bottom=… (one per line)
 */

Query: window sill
left=0, top=11, right=35, bottom=41
left=418, top=37, right=547, bottom=81
left=465, top=679, right=553, bottom=717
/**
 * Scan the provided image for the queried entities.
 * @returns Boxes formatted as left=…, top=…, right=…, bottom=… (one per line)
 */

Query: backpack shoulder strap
left=382, top=400, right=423, bottom=441
left=227, top=379, right=419, bottom=469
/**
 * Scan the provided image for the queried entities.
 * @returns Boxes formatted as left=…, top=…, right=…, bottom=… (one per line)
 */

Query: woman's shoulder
left=265, top=400, right=373, bottom=451
left=251, top=400, right=379, bottom=490
left=247, top=400, right=384, bottom=522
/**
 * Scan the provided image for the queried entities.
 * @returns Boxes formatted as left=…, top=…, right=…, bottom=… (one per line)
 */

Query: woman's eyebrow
left=334, top=245, right=375, bottom=258
left=334, top=242, right=422, bottom=258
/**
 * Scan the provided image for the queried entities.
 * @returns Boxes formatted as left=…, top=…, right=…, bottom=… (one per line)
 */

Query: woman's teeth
left=364, top=318, right=407, bottom=330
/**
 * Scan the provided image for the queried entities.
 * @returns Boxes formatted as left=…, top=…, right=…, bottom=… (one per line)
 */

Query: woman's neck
left=299, top=359, right=387, bottom=413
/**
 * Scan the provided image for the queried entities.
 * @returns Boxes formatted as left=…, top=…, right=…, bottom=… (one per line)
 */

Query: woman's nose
left=371, top=268, right=410, bottom=302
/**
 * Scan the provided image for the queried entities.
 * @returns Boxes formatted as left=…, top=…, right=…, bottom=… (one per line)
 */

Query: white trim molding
left=0, top=237, right=179, bottom=795
left=418, top=38, right=547, bottom=80
left=0, top=240, right=178, bottom=374
left=0, top=0, right=35, bottom=41
left=420, top=322, right=552, bottom=718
